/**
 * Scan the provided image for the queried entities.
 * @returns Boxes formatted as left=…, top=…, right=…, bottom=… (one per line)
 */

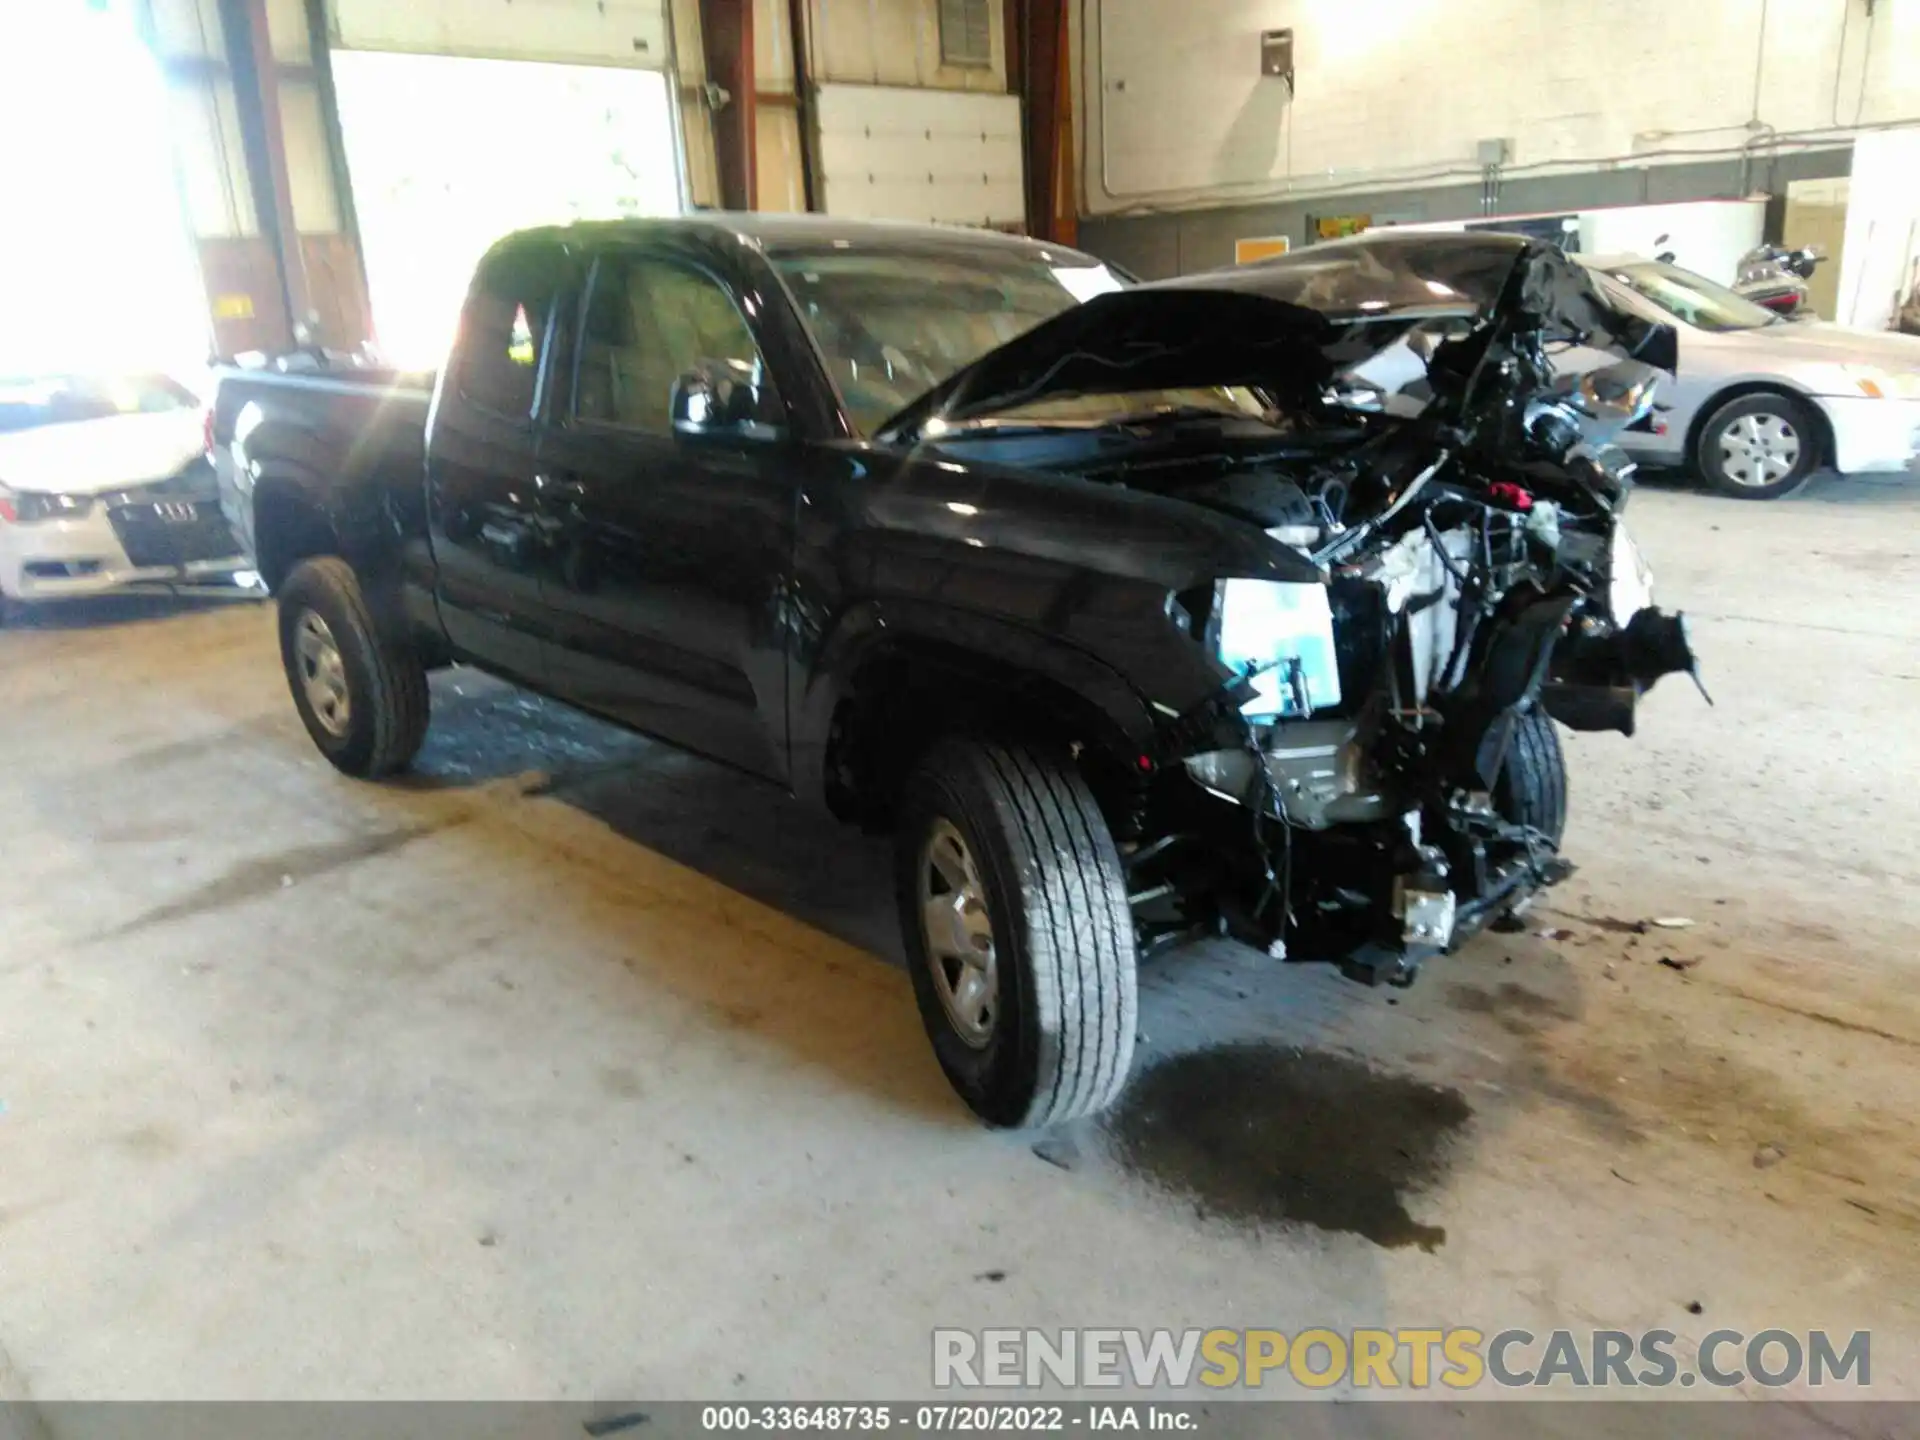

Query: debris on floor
left=1658, top=955, right=1702, bottom=973
left=1582, top=915, right=1650, bottom=935
left=583, top=1412, right=651, bottom=1437
left=1650, top=917, right=1697, bottom=930
left=1753, top=1142, right=1788, bottom=1170
left=1032, top=1135, right=1080, bottom=1171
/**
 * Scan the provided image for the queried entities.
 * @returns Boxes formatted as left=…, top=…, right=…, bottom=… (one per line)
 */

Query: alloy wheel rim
left=1720, top=412, right=1802, bottom=489
left=919, top=818, right=998, bottom=1048
left=294, top=609, right=352, bottom=737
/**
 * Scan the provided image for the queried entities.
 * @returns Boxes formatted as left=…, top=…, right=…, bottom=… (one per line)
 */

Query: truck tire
left=1495, top=710, right=1567, bottom=847
left=896, top=737, right=1138, bottom=1128
left=1696, top=392, right=1820, bottom=500
left=277, top=556, right=429, bottom=777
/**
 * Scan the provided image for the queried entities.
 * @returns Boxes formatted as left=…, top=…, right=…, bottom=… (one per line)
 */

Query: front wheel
left=1495, top=710, right=1568, bottom=847
left=1697, top=392, right=1820, bottom=500
left=896, top=738, right=1138, bottom=1128
left=277, top=556, right=429, bottom=777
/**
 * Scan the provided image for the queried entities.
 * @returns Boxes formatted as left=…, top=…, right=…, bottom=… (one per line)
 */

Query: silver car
left=1581, top=256, right=1920, bottom=498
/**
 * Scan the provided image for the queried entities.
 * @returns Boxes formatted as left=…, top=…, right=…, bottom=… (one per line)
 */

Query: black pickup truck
left=212, top=216, right=1697, bottom=1129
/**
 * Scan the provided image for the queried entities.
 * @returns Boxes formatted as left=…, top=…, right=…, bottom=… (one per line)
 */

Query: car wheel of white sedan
left=1697, top=392, right=1820, bottom=500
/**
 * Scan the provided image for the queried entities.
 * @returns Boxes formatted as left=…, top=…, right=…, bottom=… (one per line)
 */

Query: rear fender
left=251, top=463, right=409, bottom=637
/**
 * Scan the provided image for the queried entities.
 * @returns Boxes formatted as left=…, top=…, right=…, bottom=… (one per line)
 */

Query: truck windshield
left=773, top=249, right=1256, bottom=435
left=1596, top=260, right=1779, bottom=333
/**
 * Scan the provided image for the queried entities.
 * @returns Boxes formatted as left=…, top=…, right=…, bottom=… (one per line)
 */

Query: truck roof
left=492, top=212, right=1097, bottom=264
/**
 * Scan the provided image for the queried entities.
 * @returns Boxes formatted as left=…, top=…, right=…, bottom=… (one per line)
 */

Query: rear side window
left=458, top=241, right=565, bottom=419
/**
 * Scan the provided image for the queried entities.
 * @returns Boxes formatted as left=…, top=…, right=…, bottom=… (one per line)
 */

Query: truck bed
left=209, top=364, right=435, bottom=572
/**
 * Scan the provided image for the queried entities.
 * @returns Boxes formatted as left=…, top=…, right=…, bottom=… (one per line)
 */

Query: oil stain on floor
left=1105, top=1043, right=1471, bottom=1252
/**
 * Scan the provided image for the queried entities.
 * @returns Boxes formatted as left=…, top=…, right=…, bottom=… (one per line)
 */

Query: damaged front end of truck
left=897, top=233, right=1709, bottom=988
left=1137, top=480, right=1705, bottom=987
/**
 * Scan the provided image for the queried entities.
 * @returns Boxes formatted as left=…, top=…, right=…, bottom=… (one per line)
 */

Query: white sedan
left=1584, top=257, right=1920, bottom=498
left=0, top=373, right=249, bottom=617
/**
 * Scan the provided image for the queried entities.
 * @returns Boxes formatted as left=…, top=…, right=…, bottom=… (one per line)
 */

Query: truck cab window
left=459, top=242, right=562, bottom=419
left=576, top=256, right=767, bottom=433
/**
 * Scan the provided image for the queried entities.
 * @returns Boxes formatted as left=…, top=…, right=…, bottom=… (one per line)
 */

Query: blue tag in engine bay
left=1217, top=580, right=1343, bottom=719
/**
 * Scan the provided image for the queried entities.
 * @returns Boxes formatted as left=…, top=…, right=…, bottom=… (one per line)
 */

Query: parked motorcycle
left=1733, top=243, right=1824, bottom=318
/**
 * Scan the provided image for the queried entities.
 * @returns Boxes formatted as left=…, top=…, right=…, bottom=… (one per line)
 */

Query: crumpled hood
left=883, top=233, right=1675, bottom=437
left=881, top=287, right=1339, bottom=439
left=0, top=410, right=206, bottom=495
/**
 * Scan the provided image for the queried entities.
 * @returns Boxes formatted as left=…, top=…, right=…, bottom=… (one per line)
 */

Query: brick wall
left=1079, top=0, right=1920, bottom=216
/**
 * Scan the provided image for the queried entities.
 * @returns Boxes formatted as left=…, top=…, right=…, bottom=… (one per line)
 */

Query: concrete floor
left=1, top=474, right=1916, bottom=1405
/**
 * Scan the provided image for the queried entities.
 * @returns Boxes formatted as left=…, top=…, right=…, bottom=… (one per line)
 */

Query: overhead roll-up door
left=328, top=0, right=670, bottom=69
left=324, top=0, right=685, bottom=367
left=814, top=83, right=1023, bottom=229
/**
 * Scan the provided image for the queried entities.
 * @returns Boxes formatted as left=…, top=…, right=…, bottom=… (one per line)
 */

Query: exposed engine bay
left=907, top=235, right=1708, bottom=986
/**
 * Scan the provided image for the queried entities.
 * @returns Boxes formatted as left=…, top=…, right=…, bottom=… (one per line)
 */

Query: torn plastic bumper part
left=1543, top=607, right=1705, bottom=737
left=1340, top=798, right=1573, bottom=988
left=1388, top=843, right=1457, bottom=979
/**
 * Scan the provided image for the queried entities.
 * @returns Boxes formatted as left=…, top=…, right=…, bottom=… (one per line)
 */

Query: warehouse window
left=939, top=0, right=992, bottom=68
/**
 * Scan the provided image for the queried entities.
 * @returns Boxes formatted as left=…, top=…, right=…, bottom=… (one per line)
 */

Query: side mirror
left=670, top=358, right=783, bottom=441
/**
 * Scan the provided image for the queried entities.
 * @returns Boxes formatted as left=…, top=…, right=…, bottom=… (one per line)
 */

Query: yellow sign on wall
left=1314, top=214, right=1373, bottom=240
left=1234, top=236, right=1292, bottom=264
left=211, top=293, right=255, bottom=320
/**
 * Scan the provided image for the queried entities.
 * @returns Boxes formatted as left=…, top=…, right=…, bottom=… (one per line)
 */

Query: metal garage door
left=814, top=82, right=1023, bottom=228
left=328, top=0, right=670, bottom=69
left=323, top=0, right=687, bottom=367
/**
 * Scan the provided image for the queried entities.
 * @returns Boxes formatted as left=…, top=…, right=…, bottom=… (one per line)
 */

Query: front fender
left=790, top=597, right=1163, bottom=809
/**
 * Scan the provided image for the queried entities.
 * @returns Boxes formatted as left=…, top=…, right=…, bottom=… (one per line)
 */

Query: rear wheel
left=277, top=556, right=429, bottom=777
left=896, top=737, right=1138, bottom=1128
left=1697, top=392, right=1820, bottom=500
